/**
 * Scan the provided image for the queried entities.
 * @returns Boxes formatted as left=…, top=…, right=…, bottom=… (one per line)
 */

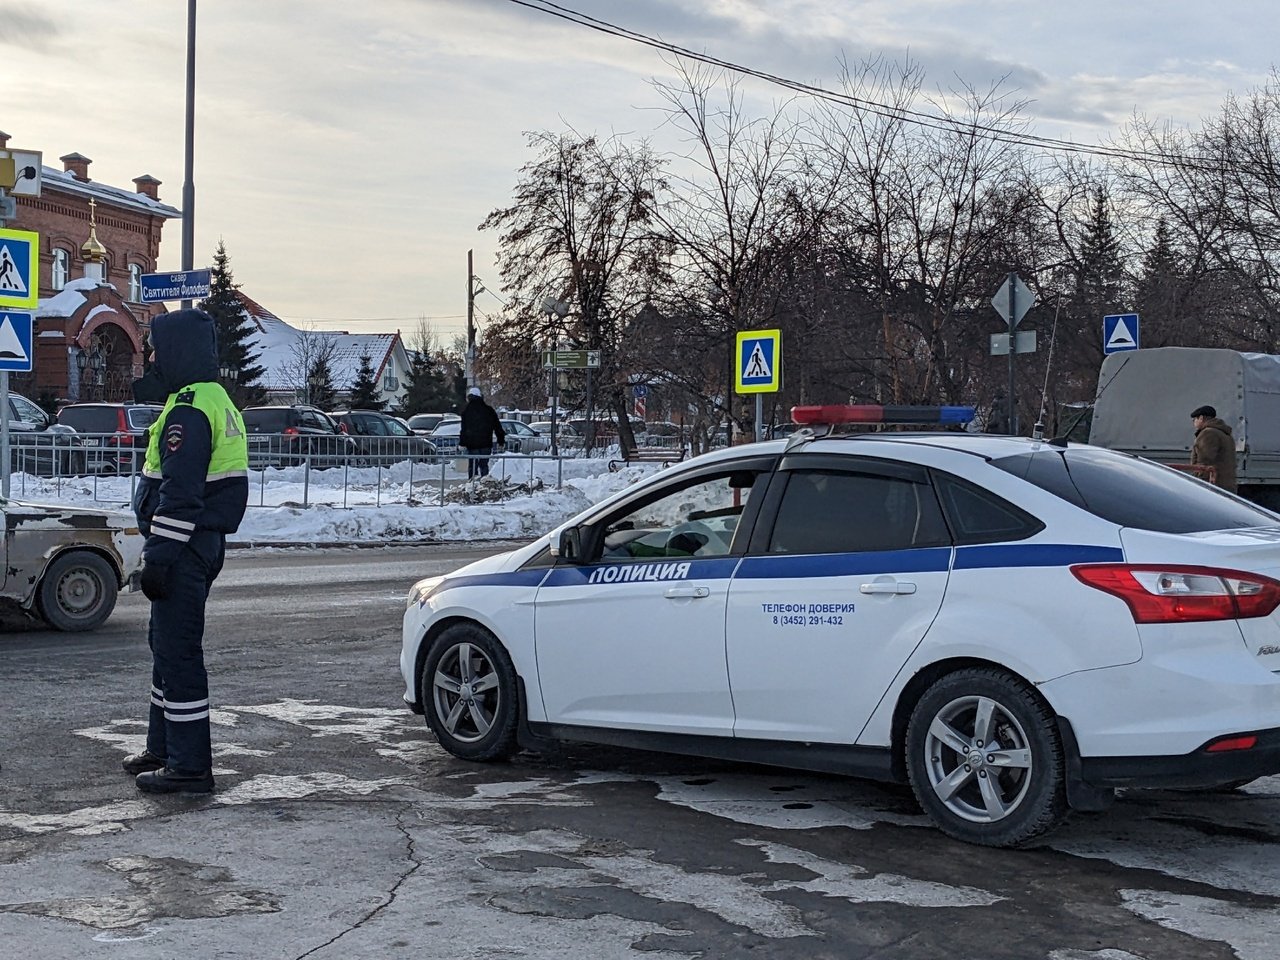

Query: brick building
left=2, top=130, right=180, bottom=404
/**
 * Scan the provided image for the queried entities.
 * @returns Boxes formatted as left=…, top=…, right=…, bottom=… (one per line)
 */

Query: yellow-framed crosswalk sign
left=735, top=329, right=781, bottom=394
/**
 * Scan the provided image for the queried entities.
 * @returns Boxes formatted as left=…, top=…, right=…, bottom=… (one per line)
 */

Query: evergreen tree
left=199, top=240, right=268, bottom=406
left=307, top=356, right=337, bottom=411
left=398, top=350, right=456, bottom=415
left=348, top=353, right=385, bottom=410
left=1076, top=185, right=1126, bottom=315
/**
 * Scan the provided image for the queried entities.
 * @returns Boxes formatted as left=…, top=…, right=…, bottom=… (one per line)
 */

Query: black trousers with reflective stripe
left=145, top=530, right=226, bottom=774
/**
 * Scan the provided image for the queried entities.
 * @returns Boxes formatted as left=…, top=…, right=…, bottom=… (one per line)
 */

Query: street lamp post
left=180, top=0, right=197, bottom=309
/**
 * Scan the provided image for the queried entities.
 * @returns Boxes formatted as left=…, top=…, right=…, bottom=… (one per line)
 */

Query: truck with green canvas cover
left=1089, top=346, right=1280, bottom=509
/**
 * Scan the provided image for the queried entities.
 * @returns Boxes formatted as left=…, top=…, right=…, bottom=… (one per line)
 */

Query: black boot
left=135, top=767, right=214, bottom=794
left=122, top=750, right=167, bottom=775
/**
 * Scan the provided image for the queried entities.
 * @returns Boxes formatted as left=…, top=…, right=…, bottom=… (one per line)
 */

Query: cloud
left=0, top=3, right=58, bottom=49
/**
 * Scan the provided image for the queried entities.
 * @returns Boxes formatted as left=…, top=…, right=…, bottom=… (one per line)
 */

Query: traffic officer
left=121, top=308, right=249, bottom=794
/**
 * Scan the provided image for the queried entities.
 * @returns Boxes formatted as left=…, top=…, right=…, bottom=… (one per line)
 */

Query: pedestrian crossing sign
left=735, top=329, right=782, bottom=394
left=0, top=310, right=34, bottom=372
left=0, top=227, right=38, bottom=310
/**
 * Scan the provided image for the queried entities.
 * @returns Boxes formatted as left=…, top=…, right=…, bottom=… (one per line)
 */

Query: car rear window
left=243, top=409, right=291, bottom=432
left=990, top=446, right=1277, bottom=533
left=57, top=407, right=119, bottom=433
left=126, top=407, right=161, bottom=430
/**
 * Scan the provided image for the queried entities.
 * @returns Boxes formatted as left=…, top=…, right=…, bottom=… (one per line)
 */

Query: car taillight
left=283, top=427, right=300, bottom=435
left=1205, top=734, right=1258, bottom=752
left=1071, top=564, right=1280, bottom=623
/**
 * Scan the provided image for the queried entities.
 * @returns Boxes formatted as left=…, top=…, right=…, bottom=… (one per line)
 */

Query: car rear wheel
left=36, top=551, right=119, bottom=632
left=421, top=623, right=518, bottom=762
left=906, top=667, right=1069, bottom=847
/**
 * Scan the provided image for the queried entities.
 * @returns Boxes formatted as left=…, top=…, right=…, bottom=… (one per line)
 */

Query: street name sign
left=735, top=329, right=782, bottom=394
left=0, top=227, right=38, bottom=309
left=1103, top=313, right=1140, bottom=354
left=140, top=268, right=212, bottom=303
left=541, top=349, right=600, bottom=369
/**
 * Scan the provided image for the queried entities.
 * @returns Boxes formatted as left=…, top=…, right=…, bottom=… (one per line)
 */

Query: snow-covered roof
left=41, top=165, right=181, bottom=219
left=237, top=292, right=402, bottom=391
left=35, top=277, right=100, bottom=318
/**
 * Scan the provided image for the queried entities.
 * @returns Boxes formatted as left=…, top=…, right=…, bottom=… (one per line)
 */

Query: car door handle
left=664, top=586, right=710, bottom=599
left=859, top=581, right=917, bottom=595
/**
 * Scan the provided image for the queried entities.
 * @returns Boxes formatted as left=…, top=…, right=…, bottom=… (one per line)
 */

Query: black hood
left=135, top=308, right=219, bottom=401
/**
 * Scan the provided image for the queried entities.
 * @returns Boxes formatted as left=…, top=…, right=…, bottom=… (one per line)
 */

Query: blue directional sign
left=0, top=310, right=34, bottom=372
left=0, top=227, right=39, bottom=309
left=1103, top=313, right=1140, bottom=354
left=735, top=329, right=781, bottom=394
left=140, top=268, right=212, bottom=303
left=632, top=384, right=648, bottom=398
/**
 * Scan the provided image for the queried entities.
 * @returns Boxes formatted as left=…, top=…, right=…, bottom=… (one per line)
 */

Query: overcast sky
left=4, top=0, right=1275, bottom=341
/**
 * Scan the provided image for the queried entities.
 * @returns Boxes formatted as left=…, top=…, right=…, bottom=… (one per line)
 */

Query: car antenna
left=1033, top=294, right=1063, bottom=442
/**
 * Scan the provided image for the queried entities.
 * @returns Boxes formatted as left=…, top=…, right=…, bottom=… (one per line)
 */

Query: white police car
left=401, top=405, right=1280, bottom=847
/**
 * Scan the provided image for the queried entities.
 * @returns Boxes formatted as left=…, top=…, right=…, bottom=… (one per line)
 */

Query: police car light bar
left=790, top=404, right=976, bottom=426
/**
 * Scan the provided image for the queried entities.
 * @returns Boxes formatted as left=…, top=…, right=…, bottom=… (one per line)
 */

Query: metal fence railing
left=5, top=432, right=576, bottom=508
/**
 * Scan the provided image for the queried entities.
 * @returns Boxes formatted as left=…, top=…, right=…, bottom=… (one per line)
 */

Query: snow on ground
left=5, top=457, right=664, bottom=545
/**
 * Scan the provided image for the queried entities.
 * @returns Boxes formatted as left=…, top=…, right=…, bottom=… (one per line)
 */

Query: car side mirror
left=557, top=527, right=582, bottom=563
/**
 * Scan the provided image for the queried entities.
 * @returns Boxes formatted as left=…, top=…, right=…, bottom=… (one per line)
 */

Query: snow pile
left=5, top=460, right=664, bottom=546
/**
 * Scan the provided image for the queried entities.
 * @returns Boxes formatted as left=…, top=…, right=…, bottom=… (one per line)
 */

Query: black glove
left=139, top=561, right=172, bottom=601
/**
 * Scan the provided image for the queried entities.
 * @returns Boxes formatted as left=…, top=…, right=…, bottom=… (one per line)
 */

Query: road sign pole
left=1006, top=272, right=1017, bottom=436
left=1, top=370, right=9, bottom=497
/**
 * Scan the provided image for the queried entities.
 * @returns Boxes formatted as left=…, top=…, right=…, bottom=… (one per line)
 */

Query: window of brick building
left=129, top=264, right=142, bottom=302
left=52, top=249, right=69, bottom=290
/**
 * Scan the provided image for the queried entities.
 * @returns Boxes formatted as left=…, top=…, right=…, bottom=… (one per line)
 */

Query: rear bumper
left=1080, top=727, right=1280, bottom=788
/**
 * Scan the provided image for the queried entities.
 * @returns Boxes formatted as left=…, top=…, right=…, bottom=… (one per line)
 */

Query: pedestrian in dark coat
left=123, top=308, right=249, bottom=794
left=459, top=387, right=505, bottom=479
left=1190, top=404, right=1238, bottom=493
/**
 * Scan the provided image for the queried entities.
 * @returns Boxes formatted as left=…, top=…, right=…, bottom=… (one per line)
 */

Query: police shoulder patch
left=165, top=423, right=184, bottom=453
left=175, top=389, right=196, bottom=405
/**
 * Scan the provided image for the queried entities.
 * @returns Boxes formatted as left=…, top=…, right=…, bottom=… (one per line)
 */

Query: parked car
left=8, top=393, right=83, bottom=477
left=400, top=408, right=1280, bottom=847
left=0, top=496, right=144, bottom=630
left=499, top=419, right=550, bottom=454
left=241, top=405, right=357, bottom=468
left=56, top=403, right=163, bottom=475
left=406, top=412, right=459, bottom=437
left=330, top=409, right=438, bottom=464
left=428, top=420, right=462, bottom=454
left=528, top=420, right=579, bottom=438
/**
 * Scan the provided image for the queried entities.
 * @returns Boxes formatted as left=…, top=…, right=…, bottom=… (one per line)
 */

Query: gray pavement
left=1, top=545, right=1278, bottom=959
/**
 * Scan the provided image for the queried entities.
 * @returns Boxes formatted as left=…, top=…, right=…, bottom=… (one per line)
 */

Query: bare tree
left=279, top=327, right=339, bottom=406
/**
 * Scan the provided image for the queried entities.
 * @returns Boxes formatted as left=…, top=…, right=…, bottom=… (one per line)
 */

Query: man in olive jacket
left=1190, top=404, right=1238, bottom=492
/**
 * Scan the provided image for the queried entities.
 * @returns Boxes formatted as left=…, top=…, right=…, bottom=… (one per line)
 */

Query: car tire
left=36, top=551, right=119, bottom=632
left=421, top=623, right=519, bottom=762
left=905, top=667, right=1069, bottom=847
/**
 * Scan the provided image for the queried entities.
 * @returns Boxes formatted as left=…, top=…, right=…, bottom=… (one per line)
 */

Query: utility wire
left=503, top=0, right=1262, bottom=177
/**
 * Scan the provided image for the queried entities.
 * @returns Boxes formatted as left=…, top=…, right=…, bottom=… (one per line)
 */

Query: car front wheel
left=906, top=667, right=1069, bottom=847
left=37, top=551, right=119, bottom=632
left=421, top=624, right=518, bottom=762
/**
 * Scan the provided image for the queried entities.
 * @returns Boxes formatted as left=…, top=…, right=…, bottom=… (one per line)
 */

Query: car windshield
left=990, top=446, right=1278, bottom=533
left=432, top=423, right=461, bottom=437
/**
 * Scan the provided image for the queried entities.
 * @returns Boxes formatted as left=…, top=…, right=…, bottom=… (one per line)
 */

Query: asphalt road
left=1, top=545, right=1278, bottom=960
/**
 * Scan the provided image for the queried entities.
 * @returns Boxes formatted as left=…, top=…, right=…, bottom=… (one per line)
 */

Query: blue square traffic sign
left=0, top=310, right=34, bottom=372
left=0, top=227, right=39, bottom=309
left=736, top=329, right=781, bottom=393
left=1103, top=313, right=1140, bottom=354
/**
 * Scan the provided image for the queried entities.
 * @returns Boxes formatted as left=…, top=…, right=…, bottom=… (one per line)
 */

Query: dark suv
left=241, top=405, right=356, bottom=468
left=330, top=410, right=438, bottom=464
left=56, top=403, right=163, bottom=475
